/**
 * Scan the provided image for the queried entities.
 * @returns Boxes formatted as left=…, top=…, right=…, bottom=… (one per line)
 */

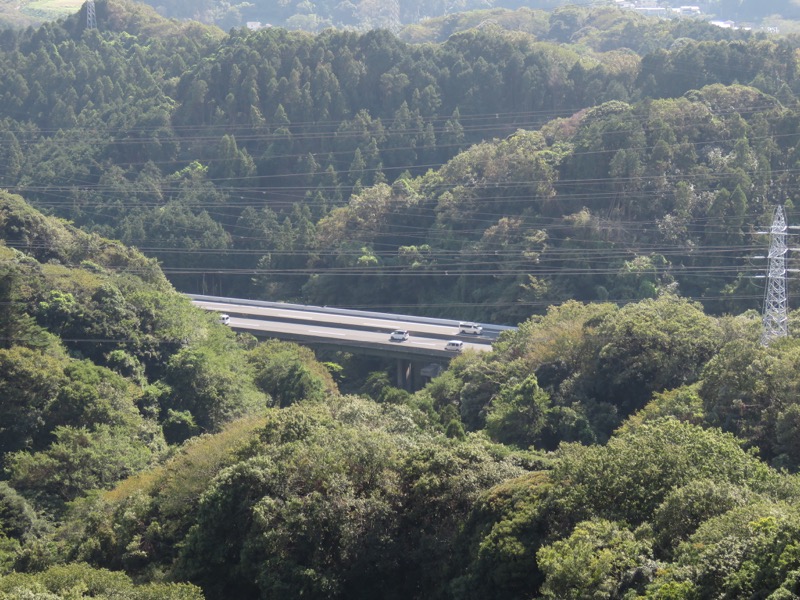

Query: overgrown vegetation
left=1, top=2, right=798, bottom=319
left=5, top=191, right=800, bottom=598
left=4, top=1, right=800, bottom=598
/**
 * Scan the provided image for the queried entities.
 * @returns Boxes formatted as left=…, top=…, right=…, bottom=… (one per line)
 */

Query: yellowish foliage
left=41, top=263, right=104, bottom=295
left=104, top=415, right=267, bottom=510
left=154, top=414, right=267, bottom=517
left=103, top=469, right=161, bottom=503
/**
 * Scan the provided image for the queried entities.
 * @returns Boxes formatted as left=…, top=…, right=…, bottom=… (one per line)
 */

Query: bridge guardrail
left=187, top=294, right=517, bottom=336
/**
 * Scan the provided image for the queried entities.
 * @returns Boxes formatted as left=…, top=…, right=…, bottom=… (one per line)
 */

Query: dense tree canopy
left=3, top=2, right=800, bottom=599
left=0, top=1, right=796, bottom=321
left=5, top=191, right=800, bottom=599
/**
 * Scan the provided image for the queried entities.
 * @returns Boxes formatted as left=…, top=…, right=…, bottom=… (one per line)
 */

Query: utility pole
left=86, top=0, right=97, bottom=30
left=761, top=205, right=788, bottom=345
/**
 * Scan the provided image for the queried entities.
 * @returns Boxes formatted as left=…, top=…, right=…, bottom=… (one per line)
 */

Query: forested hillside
left=6, top=192, right=800, bottom=598
left=6, top=1, right=800, bottom=598
left=137, top=0, right=800, bottom=31
left=5, top=0, right=800, bottom=31
left=0, top=1, right=797, bottom=322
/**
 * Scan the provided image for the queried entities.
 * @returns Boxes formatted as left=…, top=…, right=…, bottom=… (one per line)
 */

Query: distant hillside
left=136, top=0, right=572, bottom=31
left=0, top=189, right=335, bottom=502
left=7, top=4, right=800, bottom=599
left=136, top=0, right=800, bottom=31
left=0, top=0, right=796, bottom=322
left=0, top=0, right=82, bottom=28
left=0, top=0, right=224, bottom=36
left=4, top=0, right=799, bottom=32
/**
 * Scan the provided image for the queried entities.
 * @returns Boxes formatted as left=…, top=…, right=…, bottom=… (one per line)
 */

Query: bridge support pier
left=396, top=360, right=444, bottom=392
left=397, top=359, right=411, bottom=390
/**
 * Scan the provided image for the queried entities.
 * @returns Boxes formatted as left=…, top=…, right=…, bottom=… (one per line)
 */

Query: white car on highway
left=389, top=330, right=410, bottom=341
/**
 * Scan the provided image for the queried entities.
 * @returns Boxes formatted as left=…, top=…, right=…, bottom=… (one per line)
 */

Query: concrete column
left=397, top=359, right=413, bottom=390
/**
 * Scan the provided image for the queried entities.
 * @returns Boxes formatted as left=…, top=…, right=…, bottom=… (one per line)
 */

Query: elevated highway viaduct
left=189, top=294, right=517, bottom=390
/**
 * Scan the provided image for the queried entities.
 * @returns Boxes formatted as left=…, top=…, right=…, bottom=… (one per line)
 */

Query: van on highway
left=458, top=322, right=482, bottom=334
left=218, top=314, right=230, bottom=325
left=445, top=340, right=464, bottom=352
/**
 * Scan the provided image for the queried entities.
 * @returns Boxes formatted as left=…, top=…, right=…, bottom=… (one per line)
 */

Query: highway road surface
left=225, top=314, right=490, bottom=357
left=189, top=296, right=504, bottom=358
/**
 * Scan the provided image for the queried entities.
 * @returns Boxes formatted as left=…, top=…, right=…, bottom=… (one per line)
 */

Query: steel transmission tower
left=761, top=205, right=789, bottom=345
left=385, top=0, right=400, bottom=31
left=86, top=0, right=97, bottom=29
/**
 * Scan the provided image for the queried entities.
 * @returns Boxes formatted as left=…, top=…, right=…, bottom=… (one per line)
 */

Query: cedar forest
left=4, top=1, right=800, bottom=598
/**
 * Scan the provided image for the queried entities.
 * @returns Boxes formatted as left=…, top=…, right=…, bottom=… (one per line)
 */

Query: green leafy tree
left=6, top=425, right=154, bottom=511
left=448, top=471, right=552, bottom=600
left=485, top=374, right=550, bottom=448
left=70, top=398, right=528, bottom=600
left=547, top=418, right=791, bottom=531
left=247, top=339, right=337, bottom=407
left=207, top=134, right=255, bottom=187
left=0, top=263, right=25, bottom=351
left=646, top=504, right=800, bottom=599
left=163, top=346, right=266, bottom=434
left=0, top=131, right=22, bottom=186
left=537, top=518, right=652, bottom=600
left=591, top=297, right=723, bottom=415
left=650, top=478, right=753, bottom=559
left=0, top=346, right=67, bottom=454
left=0, top=562, right=204, bottom=599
